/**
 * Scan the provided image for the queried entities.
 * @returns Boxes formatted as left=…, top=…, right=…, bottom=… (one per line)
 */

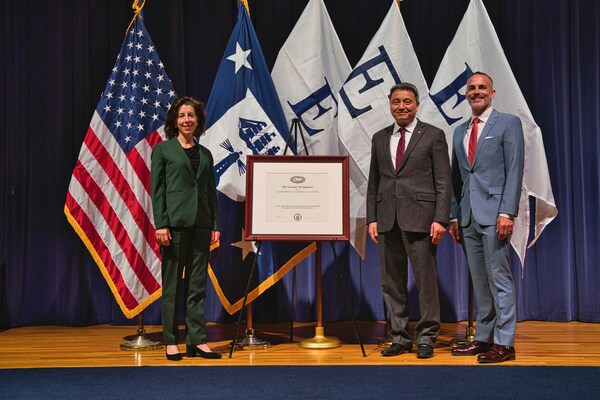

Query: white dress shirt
left=390, top=118, right=417, bottom=167
left=458, top=107, right=511, bottom=220
left=462, top=106, right=493, bottom=154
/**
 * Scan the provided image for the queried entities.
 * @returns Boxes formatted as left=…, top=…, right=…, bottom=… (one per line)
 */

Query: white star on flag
left=203, top=4, right=315, bottom=315
left=227, top=42, right=253, bottom=73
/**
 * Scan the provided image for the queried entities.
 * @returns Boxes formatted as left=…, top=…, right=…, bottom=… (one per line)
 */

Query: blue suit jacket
left=451, top=109, right=524, bottom=227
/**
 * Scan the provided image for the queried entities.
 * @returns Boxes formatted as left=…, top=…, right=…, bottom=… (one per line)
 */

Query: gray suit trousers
left=462, top=217, right=516, bottom=346
left=378, top=221, right=440, bottom=347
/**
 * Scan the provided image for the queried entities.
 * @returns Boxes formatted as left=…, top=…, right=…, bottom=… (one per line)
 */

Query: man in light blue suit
left=449, top=72, right=524, bottom=363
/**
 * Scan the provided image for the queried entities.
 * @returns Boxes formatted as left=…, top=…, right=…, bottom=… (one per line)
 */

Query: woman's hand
left=155, top=227, right=172, bottom=247
left=211, top=230, right=220, bottom=245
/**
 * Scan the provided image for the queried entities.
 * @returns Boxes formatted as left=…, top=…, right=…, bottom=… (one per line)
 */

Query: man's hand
left=496, top=215, right=514, bottom=241
left=430, top=222, right=446, bottom=245
left=368, top=222, right=378, bottom=244
left=449, top=221, right=461, bottom=244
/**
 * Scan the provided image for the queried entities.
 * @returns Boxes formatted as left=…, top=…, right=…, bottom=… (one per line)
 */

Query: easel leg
left=329, top=241, right=366, bottom=357
left=229, top=241, right=263, bottom=358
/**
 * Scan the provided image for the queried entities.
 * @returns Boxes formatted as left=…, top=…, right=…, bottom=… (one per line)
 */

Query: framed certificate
left=244, top=155, right=349, bottom=241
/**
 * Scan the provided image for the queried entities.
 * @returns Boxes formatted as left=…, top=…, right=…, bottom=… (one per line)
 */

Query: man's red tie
left=395, top=127, right=406, bottom=172
left=468, top=117, right=480, bottom=165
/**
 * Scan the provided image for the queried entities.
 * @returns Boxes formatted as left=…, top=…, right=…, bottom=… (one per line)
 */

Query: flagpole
left=119, top=312, right=161, bottom=350
left=66, top=0, right=175, bottom=339
left=223, top=0, right=279, bottom=352
left=450, top=274, right=475, bottom=347
left=118, top=0, right=161, bottom=353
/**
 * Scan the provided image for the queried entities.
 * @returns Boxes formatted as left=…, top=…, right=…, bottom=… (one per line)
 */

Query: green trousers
left=160, top=225, right=211, bottom=345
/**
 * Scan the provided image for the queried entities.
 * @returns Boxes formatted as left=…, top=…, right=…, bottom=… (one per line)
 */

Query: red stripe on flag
left=65, top=192, right=142, bottom=310
left=127, top=146, right=152, bottom=195
left=83, top=127, right=161, bottom=260
left=137, top=131, right=165, bottom=195
left=146, top=130, right=164, bottom=148
left=71, top=156, right=161, bottom=294
left=66, top=16, right=176, bottom=317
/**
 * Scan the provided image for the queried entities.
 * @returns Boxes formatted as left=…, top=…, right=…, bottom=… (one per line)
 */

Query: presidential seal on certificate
left=245, top=155, right=349, bottom=241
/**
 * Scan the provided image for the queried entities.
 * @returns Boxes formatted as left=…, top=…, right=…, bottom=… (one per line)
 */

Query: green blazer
left=151, top=137, right=219, bottom=231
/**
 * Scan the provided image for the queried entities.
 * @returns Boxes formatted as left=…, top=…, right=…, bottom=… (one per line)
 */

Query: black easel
left=283, top=118, right=310, bottom=156
left=284, top=120, right=364, bottom=355
left=229, top=119, right=306, bottom=358
left=228, top=119, right=365, bottom=357
left=229, top=241, right=263, bottom=358
left=329, top=241, right=366, bottom=357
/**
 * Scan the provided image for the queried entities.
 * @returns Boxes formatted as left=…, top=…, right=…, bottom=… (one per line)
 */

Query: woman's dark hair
left=164, top=96, right=206, bottom=139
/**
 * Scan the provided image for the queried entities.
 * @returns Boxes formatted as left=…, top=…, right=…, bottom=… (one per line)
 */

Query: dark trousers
left=378, top=221, right=440, bottom=347
left=160, top=225, right=211, bottom=345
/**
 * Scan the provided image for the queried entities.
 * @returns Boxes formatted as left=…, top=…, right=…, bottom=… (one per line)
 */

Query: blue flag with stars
left=203, top=5, right=314, bottom=316
left=204, top=5, right=292, bottom=200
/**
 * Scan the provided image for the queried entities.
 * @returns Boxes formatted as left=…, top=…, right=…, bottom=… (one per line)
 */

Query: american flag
left=64, top=16, right=176, bottom=318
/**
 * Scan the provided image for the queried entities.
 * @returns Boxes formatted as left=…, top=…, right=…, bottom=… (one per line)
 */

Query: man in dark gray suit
left=367, top=83, right=451, bottom=358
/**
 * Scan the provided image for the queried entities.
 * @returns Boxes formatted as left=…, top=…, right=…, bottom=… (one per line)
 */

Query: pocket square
left=485, top=136, right=494, bottom=139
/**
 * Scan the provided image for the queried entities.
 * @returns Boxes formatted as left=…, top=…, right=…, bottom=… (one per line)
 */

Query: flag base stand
left=120, top=328, right=162, bottom=351
left=229, top=328, right=271, bottom=350
left=450, top=273, right=475, bottom=348
left=450, top=326, right=475, bottom=348
left=299, top=326, right=341, bottom=349
left=377, top=335, right=393, bottom=347
left=120, top=314, right=162, bottom=351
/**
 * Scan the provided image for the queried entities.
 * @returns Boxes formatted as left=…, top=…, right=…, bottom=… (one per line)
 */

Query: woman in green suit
left=151, top=96, right=221, bottom=361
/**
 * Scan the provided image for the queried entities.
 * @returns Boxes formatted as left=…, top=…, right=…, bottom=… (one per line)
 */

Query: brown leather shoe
left=477, top=344, right=516, bottom=363
left=451, top=340, right=491, bottom=356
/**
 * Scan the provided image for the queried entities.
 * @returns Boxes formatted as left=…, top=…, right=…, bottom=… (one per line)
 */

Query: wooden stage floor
left=1, top=321, right=599, bottom=368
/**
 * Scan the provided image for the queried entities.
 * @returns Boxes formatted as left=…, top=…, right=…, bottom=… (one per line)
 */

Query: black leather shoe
left=416, top=344, right=434, bottom=359
left=477, top=344, right=516, bottom=363
left=451, top=340, right=491, bottom=356
left=186, top=345, right=222, bottom=359
left=165, top=351, right=182, bottom=361
left=381, top=343, right=411, bottom=357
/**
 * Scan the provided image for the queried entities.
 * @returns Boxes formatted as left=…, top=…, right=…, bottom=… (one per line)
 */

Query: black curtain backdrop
left=1, top=0, right=598, bottom=328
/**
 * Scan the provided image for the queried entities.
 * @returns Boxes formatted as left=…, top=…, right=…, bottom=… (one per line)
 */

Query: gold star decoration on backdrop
left=231, top=229, right=258, bottom=260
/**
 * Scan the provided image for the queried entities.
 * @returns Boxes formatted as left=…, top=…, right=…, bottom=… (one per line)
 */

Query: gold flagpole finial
left=126, top=0, right=146, bottom=34
left=239, top=0, right=250, bottom=16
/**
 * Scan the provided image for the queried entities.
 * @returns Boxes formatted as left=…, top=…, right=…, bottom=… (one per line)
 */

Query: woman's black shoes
left=186, top=345, right=222, bottom=359
left=165, top=351, right=182, bottom=361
